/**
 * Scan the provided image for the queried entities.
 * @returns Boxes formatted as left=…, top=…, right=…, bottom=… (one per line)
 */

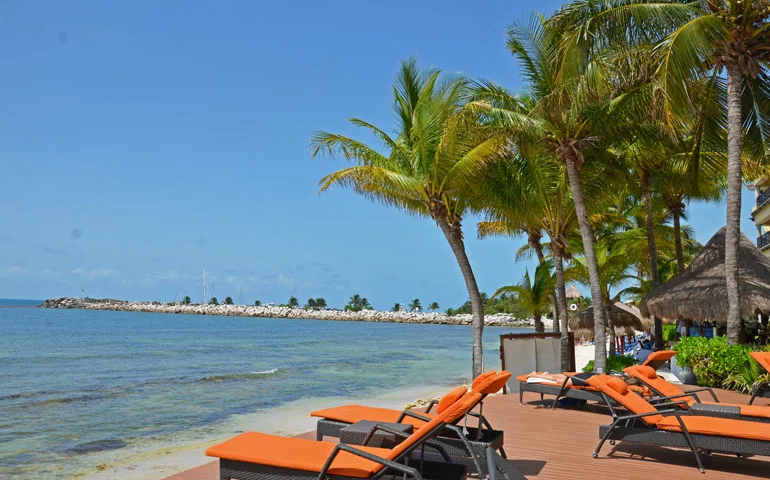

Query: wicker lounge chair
left=207, top=390, right=525, bottom=480
left=516, top=372, right=652, bottom=410
left=624, top=365, right=770, bottom=423
left=310, top=372, right=512, bottom=477
left=749, top=352, right=770, bottom=405
left=586, top=374, right=770, bottom=473
left=640, top=350, right=676, bottom=370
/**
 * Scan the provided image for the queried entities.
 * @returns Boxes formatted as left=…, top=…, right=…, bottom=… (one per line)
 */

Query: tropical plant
left=288, top=296, right=299, bottom=308
left=224, top=297, right=234, bottom=305
left=345, top=294, right=372, bottom=312
left=584, top=354, right=638, bottom=374
left=493, top=260, right=556, bottom=332
left=182, top=295, right=191, bottom=305
left=254, top=300, right=261, bottom=306
left=409, top=298, right=422, bottom=312
left=392, top=303, right=401, bottom=312
left=552, top=0, right=770, bottom=345
left=315, top=298, right=327, bottom=309
left=429, top=301, right=439, bottom=311
left=674, top=336, right=770, bottom=391
left=208, top=297, right=219, bottom=305
left=311, top=59, right=510, bottom=376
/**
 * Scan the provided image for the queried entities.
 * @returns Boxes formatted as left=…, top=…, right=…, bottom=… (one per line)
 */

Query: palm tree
left=410, top=298, right=422, bottom=312
left=254, top=300, right=261, bottom=306
left=288, top=296, right=299, bottom=308
left=553, top=1, right=770, bottom=345
left=182, top=295, right=191, bottom=305
left=224, top=296, right=234, bottom=305
left=493, top=260, right=556, bottom=332
left=392, top=302, right=401, bottom=312
left=429, top=301, right=440, bottom=311
left=315, top=298, right=328, bottom=309
left=311, top=59, right=510, bottom=376
left=345, top=294, right=372, bottom=312
left=208, top=297, right=219, bottom=305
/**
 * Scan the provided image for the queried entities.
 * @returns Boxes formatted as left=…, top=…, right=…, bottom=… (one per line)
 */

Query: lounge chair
left=516, top=371, right=652, bottom=409
left=749, top=352, right=770, bottom=405
left=624, top=365, right=770, bottom=423
left=640, top=350, right=676, bottom=370
left=206, top=390, right=526, bottom=480
left=586, top=374, right=770, bottom=473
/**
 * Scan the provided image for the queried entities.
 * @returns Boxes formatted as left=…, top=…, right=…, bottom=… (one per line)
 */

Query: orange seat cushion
left=624, top=365, right=693, bottom=405
left=751, top=352, right=770, bottom=374
left=641, top=350, right=675, bottom=368
left=740, top=405, right=770, bottom=419
left=206, top=432, right=390, bottom=478
left=436, top=386, right=467, bottom=414
left=310, top=405, right=430, bottom=428
left=657, top=415, right=770, bottom=441
left=586, top=375, right=663, bottom=425
left=471, top=371, right=497, bottom=391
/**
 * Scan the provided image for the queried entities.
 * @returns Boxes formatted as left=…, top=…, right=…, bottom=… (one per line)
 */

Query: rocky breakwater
left=40, top=297, right=537, bottom=327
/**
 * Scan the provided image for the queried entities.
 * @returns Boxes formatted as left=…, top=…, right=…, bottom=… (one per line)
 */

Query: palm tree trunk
left=530, top=235, right=560, bottom=333
left=534, top=309, right=544, bottom=333
left=725, top=65, right=744, bottom=345
left=642, top=170, right=663, bottom=349
left=671, top=204, right=686, bottom=275
left=606, top=301, right=616, bottom=356
left=564, top=157, right=607, bottom=371
left=554, top=252, right=571, bottom=371
left=437, top=218, right=485, bottom=376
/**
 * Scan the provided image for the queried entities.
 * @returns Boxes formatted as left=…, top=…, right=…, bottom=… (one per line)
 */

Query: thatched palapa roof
left=566, top=285, right=582, bottom=299
left=571, top=302, right=648, bottom=332
left=641, top=227, right=770, bottom=321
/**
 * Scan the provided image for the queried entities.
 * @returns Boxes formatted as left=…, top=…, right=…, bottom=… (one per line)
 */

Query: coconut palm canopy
left=642, top=228, right=770, bottom=322
left=571, top=302, right=648, bottom=332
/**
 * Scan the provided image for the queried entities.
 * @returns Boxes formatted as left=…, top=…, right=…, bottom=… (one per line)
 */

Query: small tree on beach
left=288, top=296, right=299, bottom=308
left=315, top=298, right=327, bottom=309
left=224, top=297, right=234, bottom=305
left=345, top=294, right=371, bottom=311
left=182, top=296, right=191, bottom=305
left=254, top=300, right=261, bottom=306
left=209, top=297, right=219, bottom=305
left=305, top=298, right=317, bottom=309
left=429, top=302, right=439, bottom=311
left=493, top=261, right=556, bottom=333
left=312, top=59, right=510, bottom=377
left=409, top=298, right=422, bottom=312
left=392, top=302, right=401, bottom=312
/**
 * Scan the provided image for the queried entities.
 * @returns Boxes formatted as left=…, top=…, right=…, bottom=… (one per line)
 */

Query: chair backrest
left=641, top=350, right=676, bottom=370
left=623, top=365, right=693, bottom=405
left=471, top=371, right=497, bottom=391
left=435, top=386, right=468, bottom=414
left=751, top=352, right=770, bottom=374
left=387, top=391, right=483, bottom=461
left=586, top=374, right=663, bottom=425
left=471, top=371, right=512, bottom=395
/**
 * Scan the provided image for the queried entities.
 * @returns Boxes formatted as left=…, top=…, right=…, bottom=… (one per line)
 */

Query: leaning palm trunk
left=531, top=238, right=559, bottom=333
left=671, top=204, right=686, bottom=276
left=437, top=218, right=485, bottom=376
left=725, top=66, right=744, bottom=345
left=554, top=252, right=571, bottom=371
left=564, top=158, right=607, bottom=370
left=605, top=301, right=616, bottom=356
left=642, top=171, right=663, bottom=349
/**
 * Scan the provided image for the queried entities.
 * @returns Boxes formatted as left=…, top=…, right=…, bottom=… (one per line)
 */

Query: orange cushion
left=636, top=365, right=657, bottom=379
left=606, top=376, right=628, bottom=395
left=740, top=405, right=770, bottom=419
left=206, top=432, right=389, bottom=478
left=473, top=371, right=512, bottom=395
left=751, top=352, right=770, bottom=374
left=436, top=386, right=467, bottom=414
left=586, top=375, right=663, bottom=425
left=471, top=371, right=497, bottom=391
left=642, top=350, right=675, bottom=368
left=657, top=415, right=770, bottom=441
left=310, top=405, right=429, bottom=428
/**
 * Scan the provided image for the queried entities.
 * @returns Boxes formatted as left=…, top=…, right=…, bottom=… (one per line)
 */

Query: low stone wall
left=39, top=297, right=542, bottom=328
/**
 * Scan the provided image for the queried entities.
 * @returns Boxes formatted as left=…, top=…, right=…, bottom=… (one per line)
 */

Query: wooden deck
left=165, top=388, right=770, bottom=480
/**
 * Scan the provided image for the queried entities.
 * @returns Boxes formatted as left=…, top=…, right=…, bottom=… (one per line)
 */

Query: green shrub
left=584, top=354, right=637, bottom=373
left=674, top=336, right=770, bottom=391
left=662, top=324, right=677, bottom=342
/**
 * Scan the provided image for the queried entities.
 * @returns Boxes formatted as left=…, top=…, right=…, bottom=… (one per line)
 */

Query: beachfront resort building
left=752, top=176, right=770, bottom=256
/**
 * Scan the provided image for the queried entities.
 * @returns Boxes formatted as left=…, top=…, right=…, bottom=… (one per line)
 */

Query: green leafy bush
left=674, top=336, right=770, bottom=392
left=662, top=324, right=677, bottom=343
left=584, top=354, right=638, bottom=373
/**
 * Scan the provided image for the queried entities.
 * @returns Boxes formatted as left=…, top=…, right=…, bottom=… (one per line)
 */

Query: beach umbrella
left=641, top=227, right=770, bottom=321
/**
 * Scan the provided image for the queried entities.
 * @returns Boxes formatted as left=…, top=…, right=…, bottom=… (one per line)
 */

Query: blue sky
left=0, top=1, right=759, bottom=307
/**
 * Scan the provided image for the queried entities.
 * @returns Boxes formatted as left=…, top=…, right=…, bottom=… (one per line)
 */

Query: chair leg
left=593, top=420, right=619, bottom=458
left=679, top=426, right=705, bottom=473
left=519, top=388, right=524, bottom=405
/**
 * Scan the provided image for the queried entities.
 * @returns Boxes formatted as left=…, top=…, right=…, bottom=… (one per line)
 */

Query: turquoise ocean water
left=0, top=300, right=526, bottom=478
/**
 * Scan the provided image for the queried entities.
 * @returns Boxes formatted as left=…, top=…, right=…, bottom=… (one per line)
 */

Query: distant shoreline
left=39, top=297, right=538, bottom=328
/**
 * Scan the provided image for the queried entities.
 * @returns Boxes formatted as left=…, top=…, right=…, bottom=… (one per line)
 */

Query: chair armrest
left=318, top=444, right=422, bottom=480
left=362, top=424, right=410, bottom=447
left=683, top=386, right=720, bottom=403
left=424, top=399, right=440, bottom=414
left=649, top=392, right=701, bottom=404
left=397, top=410, right=431, bottom=422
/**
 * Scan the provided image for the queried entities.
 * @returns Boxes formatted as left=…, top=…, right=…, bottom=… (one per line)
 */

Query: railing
left=758, top=189, right=770, bottom=210
left=759, top=231, right=770, bottom=250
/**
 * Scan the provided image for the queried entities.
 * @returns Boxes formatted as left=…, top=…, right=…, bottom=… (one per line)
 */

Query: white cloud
left=71, top=267, right=120, bottom=278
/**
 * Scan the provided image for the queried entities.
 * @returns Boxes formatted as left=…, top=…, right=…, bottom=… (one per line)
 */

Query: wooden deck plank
left=166, top=387, right=770, bottom=479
